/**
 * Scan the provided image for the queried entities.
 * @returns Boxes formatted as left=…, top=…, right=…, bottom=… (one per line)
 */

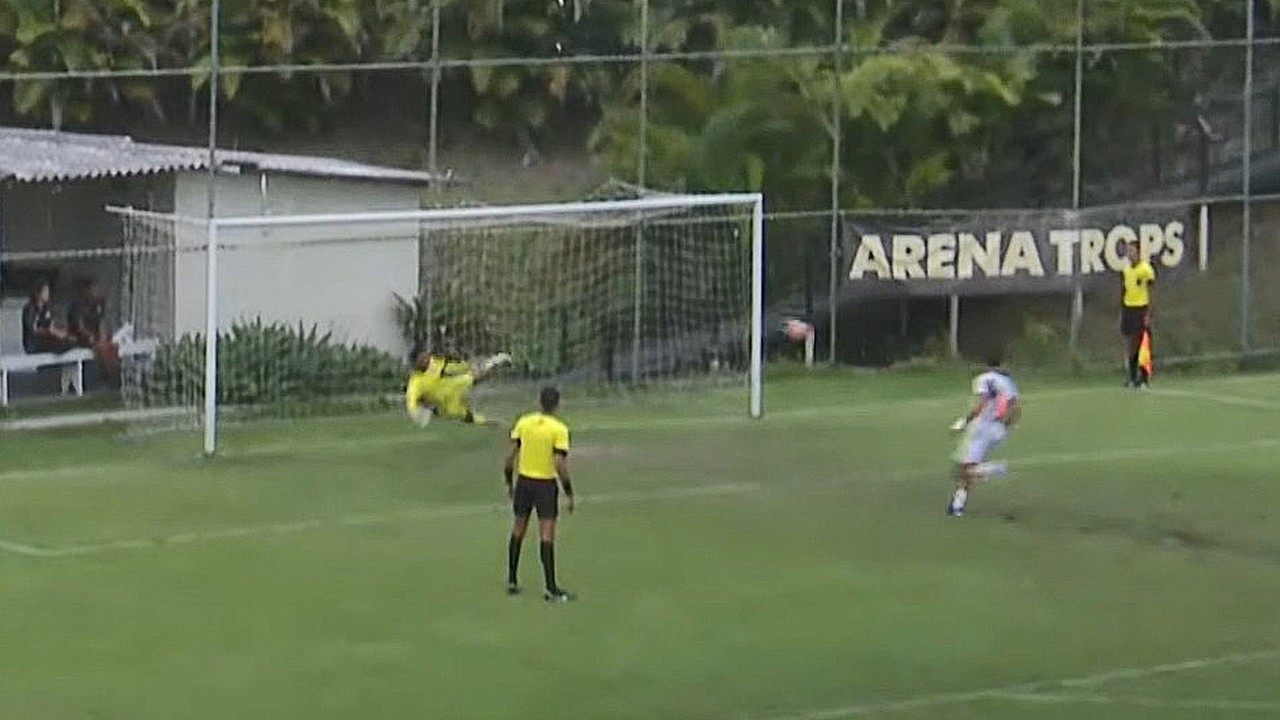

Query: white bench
left=0, top=338, right=159, bottom=407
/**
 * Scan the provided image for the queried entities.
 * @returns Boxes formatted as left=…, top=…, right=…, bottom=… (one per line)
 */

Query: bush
left=1008, top=316, right=1074, bottom=370
left=145, top=319, right=406, bottom=409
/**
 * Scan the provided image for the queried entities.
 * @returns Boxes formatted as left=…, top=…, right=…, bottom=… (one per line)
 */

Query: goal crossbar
left=108, top=193, right=765, bottom=456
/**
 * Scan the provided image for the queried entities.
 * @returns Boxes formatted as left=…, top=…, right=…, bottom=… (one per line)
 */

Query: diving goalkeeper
left=406, top=346, right=512, bottom=427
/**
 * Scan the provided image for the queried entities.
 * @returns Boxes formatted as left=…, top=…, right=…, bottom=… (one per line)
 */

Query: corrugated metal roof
left=0, top=127, right=441, bottom=186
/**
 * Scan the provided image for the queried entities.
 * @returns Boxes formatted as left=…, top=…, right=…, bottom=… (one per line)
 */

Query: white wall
left=172, top=172, right=421, bottom=356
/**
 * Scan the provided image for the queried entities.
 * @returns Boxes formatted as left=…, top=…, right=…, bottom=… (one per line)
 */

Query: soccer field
left=2, top=370, right=1280, bottom=720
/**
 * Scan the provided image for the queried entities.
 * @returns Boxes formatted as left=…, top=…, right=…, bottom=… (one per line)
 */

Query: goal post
left=109, top=193, right=765, bottom=456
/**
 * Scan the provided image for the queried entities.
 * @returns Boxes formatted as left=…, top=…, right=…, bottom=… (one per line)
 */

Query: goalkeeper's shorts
left=429, top=374, right=476, bottom=419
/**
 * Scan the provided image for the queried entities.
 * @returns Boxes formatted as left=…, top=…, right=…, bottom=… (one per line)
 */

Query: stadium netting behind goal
left=109, top=194, right=764, bottom=453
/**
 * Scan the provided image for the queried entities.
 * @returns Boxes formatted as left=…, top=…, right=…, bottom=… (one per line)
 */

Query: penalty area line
left=0, top=482, right=756, bottom=559
left=988, top=691, right=1280, bottom=712
left=746, top=648, right=1280, bottom=720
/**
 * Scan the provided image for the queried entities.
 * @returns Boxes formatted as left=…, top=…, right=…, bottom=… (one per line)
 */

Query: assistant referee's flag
left=1138, top=329, right=1154, bottom=378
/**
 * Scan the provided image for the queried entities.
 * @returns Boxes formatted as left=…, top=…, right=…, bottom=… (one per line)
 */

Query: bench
left=0, top=338, right=159, bottom=407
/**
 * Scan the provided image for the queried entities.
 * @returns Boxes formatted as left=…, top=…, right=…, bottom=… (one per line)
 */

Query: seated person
left=22, top=281, right=76, bottom=354
left=68, top=279, right=120, bottom=382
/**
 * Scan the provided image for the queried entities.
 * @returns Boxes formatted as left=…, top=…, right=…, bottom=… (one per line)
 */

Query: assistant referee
left=504, top=386, right=575, bottom=603
left=1120, top=240, right=1155, bottom=388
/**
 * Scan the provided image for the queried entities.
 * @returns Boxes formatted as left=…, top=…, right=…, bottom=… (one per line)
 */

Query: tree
left=188, top=0, right=365, bottom=132
left=0, top=0, right=165, bottom=126
left=595, top=2, right=1042, bottom=209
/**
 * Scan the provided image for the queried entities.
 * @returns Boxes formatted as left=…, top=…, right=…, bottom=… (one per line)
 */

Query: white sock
left=975, top=461, right=1008, bottom=479
left=951, top=488, right=968, bottom=510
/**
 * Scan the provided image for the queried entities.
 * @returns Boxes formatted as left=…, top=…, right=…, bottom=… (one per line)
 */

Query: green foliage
left=392, top=292, right=432, bottom=351
left=0, top=0, right=1264, bottom=150
left=0, top=0, right=166, bottom=124
left=146, top=318, right=405, bottom=409
left=1008, top=315, right=1073, bottom=369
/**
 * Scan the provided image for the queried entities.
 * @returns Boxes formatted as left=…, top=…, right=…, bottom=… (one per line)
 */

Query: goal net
left=110, top=194, right=764, bottom=454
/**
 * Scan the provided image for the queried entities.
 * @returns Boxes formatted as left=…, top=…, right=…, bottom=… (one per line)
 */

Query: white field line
left=0, top=383, right=1183, bottom=486
left=989, top=691, right=1280, bottom=712
left=0, top=482, right=757, bottom=559
left=4, top=434, right=1279, bottom=559
left=1153, top=387, right=1280, bottom=412
left=748, top=648, right=1280, bottom=720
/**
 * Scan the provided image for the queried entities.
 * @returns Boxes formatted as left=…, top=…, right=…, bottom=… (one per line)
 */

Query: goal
left=110, top=194, right=765, bottom=455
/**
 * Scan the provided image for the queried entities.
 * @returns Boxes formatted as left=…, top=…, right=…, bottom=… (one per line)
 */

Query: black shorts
left=513, top=477, right=559, bottom=519
left=1121, top=306, right=1148, bottom=337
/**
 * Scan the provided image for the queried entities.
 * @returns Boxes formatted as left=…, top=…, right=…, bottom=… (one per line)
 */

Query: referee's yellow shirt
left=1122, top=261, right=1155, bottom=307
left=511, top=412, right=570, bottom=480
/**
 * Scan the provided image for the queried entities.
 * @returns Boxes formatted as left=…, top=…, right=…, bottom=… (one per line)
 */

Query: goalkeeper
left=406, top=346, right=512, bottom=427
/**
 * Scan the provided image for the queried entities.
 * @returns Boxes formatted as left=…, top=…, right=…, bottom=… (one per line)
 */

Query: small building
left=0, top=127, right=440, bottom=367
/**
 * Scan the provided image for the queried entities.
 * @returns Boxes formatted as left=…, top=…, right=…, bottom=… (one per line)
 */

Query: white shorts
left=954, top=420, right=1007, bottom=465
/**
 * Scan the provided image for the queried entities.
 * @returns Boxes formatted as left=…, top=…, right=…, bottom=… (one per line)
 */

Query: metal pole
left=1068, top=0, right=1085, bottom=354
left=1240, top=0, right=1255, bottom=352
left=422, top=0, right=442, bottom=350
left=428, top=0, right=442, bottom=176
left=202, top=223, right=220, bottom=456
left=750, top=194, right=765, bottom=418
left=949, top=294, right=960, bottom=358
left=203, top=0, right=221, bottom=457
left=638, top=0, right=649, bottom=187
left=827, top=0, right=844, bottom=364
left=632, top=223, right=643, bottom=384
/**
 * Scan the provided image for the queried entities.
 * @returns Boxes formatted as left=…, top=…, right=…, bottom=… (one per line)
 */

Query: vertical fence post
left=1068, top=0, right=1086, bottom=356
left=1240, top=0, right=1255, bottom=353
left=638, top=0, right=649, bottom=189
left=828, top=0, right=844, bottom=364
left=428, top=0, right=442, bottom=177
left=1270, top=86, right=1279, bottom=151
left=634, top=0, right=651, bottom=383
left=632, top=223, right=643, bottom=384
left=948, top=294, right=960, bottom=359
left=750, top=195, right=765, bottom=419
left=1199, top=203, right=1210, bottom=273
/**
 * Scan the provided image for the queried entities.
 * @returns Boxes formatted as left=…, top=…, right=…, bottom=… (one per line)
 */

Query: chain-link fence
left=0, top=0, right=1277, bottom=384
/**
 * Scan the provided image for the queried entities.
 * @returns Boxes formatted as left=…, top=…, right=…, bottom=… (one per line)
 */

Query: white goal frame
left=176, top=193, right=765, bottom=455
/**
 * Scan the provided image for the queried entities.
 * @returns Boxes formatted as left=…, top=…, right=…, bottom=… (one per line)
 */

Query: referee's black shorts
left=1121, top=305, right=1148, bottom=337
left=513, top=476, right=559, bottom=519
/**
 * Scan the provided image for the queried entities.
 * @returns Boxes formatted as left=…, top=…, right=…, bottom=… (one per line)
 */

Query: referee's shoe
left=545, top=588, right=575, bottom=603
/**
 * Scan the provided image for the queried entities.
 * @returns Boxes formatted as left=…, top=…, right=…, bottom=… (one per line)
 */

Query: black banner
left=841, top=205, right=1200, bottom=299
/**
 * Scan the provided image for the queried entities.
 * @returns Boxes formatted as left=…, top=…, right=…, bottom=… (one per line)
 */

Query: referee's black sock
left=507, top=535, right=523, bottom=586
left=539, top=541, right=558, bottom=592
left=1128, top=351, right=1140, bottom=385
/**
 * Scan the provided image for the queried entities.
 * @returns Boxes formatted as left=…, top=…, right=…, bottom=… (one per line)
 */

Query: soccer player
left=405, top=346, right=511, bottom=427
left=504, top=386, right=575, bottom=603
left=947, top=355, right=1021, bottom=517
left=1120, top=239, right=1155, bottom=388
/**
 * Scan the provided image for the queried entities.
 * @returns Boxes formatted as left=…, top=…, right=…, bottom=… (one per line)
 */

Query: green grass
left=2, top=370, right=1280, bottom=720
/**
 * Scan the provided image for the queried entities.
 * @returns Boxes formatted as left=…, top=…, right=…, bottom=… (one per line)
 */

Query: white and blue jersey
left=954, top=370, right=1019, bottom=465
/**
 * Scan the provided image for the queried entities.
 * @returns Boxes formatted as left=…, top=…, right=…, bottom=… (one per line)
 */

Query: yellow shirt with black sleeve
left=405, top=355, right=472, bottom=413
left=510, top=412, right=570, bottom=480
left=1122, top=261, right=1155, bottom=308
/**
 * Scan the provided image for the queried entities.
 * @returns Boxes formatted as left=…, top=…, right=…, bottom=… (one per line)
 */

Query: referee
left=504, top=386, right=575, bottom=603
left=1120, top=240, right=1155, bottom=388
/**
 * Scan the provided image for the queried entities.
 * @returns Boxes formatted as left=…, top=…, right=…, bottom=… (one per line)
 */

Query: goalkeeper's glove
left=411, top=407, right=433, bottom=428
left=950, top=417, right=969, bottom=433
